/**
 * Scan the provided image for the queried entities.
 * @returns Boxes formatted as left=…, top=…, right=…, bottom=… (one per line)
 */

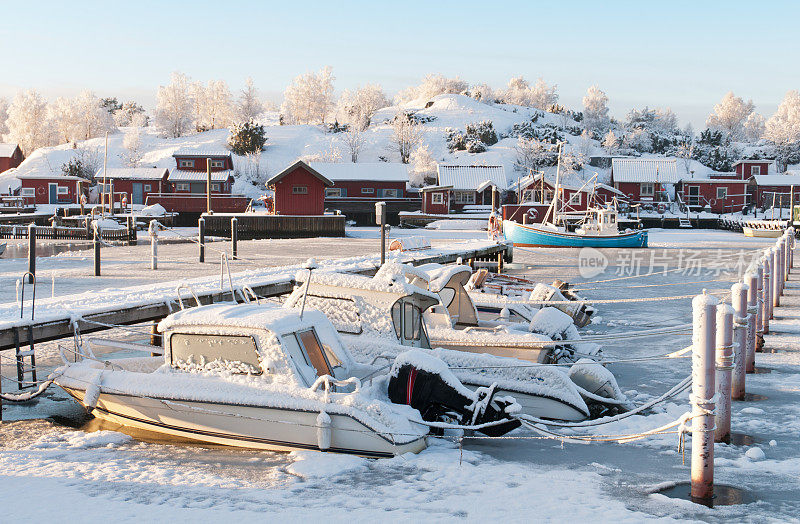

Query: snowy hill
left=0, top=94, right=663, bottom=196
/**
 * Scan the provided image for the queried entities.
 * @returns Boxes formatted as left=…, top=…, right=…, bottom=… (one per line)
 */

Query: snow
left=425, top=219, right=487, bottom=230
left=139, top=203, right=167, bottom=216
left=308, top=162, right=409, bottom=182
left=745, top=447, right=766, bottom=461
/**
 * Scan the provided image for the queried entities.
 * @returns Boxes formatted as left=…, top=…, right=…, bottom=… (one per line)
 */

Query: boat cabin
left=160, top=303, right=355, bottom=387
left=576, top=206, right=620, bottom=236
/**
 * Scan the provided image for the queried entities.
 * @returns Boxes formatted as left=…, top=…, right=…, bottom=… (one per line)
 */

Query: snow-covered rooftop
left=167, top=170, right=233, bottom=182
left=751, top=173, right=800, bottom=186
left=95, top=167, right=169, bottom=180
left=611, top=158, right=681, bottom=184
left=172, top=148, right=232, bottom=158
left=437, top=165, right=508, bottom=191
left=0, top=143, right=19, bottom=157
left=679, top=178, right=748, bottom=184
left=308, top=162, right=409, bottom=183
left=16, top=173, right=83, bottom=181
left=159, top=302, right=327, bottom=334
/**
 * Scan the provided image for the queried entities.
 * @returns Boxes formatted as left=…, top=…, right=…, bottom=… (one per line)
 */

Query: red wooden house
left=436, top=165, right=509, bottom=211
left=734, top=160, right=773, bottom=180
left=611, top=158, right=681, bottom=202
left=95, top=167, right=169, bottom=206
left=0, top=144, right=24, bottom=173
left=421, top=185, right=453, bottom=214
left=678, top=177, right=749, bottom=213
left=17, top=174, right=83, bottom=205
left=748, top=172, right=800, bottom=209
left=266, top=160, right=333, bottom=215
left=172, top=148, right=235, bottom=172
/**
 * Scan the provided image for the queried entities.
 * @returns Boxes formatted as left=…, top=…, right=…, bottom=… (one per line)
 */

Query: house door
left=48, top=183, right=58, bottom=204
left=190, top=182, right=206, bottom=194
left=132, top=183, right=144, bottom=205
left=688, top=186, right=700, bottom=206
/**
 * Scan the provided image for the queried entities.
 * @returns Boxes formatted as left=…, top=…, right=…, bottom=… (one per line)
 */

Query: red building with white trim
left=0, top=143, right=24, bottom=173
left=266, top=160, right=333, bottom=215
left=17, top=174, right=83, bottom=205
left=611, top=158, right=682, bottom=202
left=748, top=172, right=800, bottom=209
left=678, top=178, right=749, bottom=213
left=95, top=167, right=169, bottom=206
left=734, top=160, right=773, bottom=180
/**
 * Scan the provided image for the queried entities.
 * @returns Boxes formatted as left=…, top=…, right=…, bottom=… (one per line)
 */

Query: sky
left=1, top=0, right=798, bottom=128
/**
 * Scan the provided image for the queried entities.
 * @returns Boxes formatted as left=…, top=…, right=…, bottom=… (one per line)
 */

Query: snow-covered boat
left=285, top=263, right=627, bottom=421
left=503, top=208, right=648, bottom=248
left=742, top=220, right=785, bottom=238
left=56, top=303, right=521, bottom=457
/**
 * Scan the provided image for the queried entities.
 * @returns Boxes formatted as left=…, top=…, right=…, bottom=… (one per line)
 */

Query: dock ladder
left=14, top=272, right=38, bottom=390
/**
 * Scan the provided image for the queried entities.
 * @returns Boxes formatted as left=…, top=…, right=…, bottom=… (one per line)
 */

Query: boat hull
left=743, top=226, right=783, bottom=238
left=503, top=220, right=648, bottom=248
left=60, top=386, right=426, bottom=458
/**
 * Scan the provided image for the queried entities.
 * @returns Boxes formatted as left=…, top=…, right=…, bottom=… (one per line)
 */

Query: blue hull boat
left=503, top=220, right=648, bottom=248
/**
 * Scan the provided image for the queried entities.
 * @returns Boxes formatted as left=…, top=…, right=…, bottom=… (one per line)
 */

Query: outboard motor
left=388, top=352, right=520, bottom=437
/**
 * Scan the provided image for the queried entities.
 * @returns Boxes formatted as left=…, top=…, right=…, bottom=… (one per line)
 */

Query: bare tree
left=409, top=145, right=437, bottom=186
left=155, top=72, right=194, bottom=138
left=281, top=66, right=335, bottom=124
left=6, top=89, right=54, bottom=155
left=121, top=127, right=144, bottom=167
left=237, top=77, right=264, bottom=122
left=391, top=112, right=422, bottom=164
left=341, top=126, right=365, bottom=162
left=336, top=84, right=389, bottom=130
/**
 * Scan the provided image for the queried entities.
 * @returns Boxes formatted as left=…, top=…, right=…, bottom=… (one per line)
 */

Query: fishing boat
left=56, top=303, right=521, bottom=457
left=502, top=144, right=648, bottom=248
left=742, top=220, right=785, bottom=238
left=284, top=263, right=629, bottom=421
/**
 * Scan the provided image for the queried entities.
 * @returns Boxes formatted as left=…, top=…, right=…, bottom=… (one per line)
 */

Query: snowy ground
left=2, top=228, right=799, bottom=522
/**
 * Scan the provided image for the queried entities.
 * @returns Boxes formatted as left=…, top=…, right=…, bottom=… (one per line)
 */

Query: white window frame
left=640, top=183, right=655, bottom=196
left=543, top=190, right=553, bottom=204
left=178, top=159, right=194, bottom=168
left=431, top=192, right=444, bottom=204
left=454, top=191, right=475, bottom=204
left=210, top=183, right=221, bottom=192
left=716, top=187, right=727, bottom=199
left=361, top=187, right=374, bottom=194
left=211, top=159, right=225, bottom=168
left=750, top=166, right=761, bottom=176
left=57, top=186, right=69, bottom=195
left=292, top=186, right=308, bottom=195
left=21, top=187, right=35, bottom=197
left=325, top=188, right=342, bottom=198
left=176, top=182, right=190, bottom=192
left=568, top=192, right=581, bottom=205
left=143, top=184, right=152, bottom=192
left=382, top=188, right=399, bottom=198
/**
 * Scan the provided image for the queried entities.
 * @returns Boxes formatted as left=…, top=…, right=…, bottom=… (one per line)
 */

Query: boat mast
left=543, top=142, right=563, bottom=226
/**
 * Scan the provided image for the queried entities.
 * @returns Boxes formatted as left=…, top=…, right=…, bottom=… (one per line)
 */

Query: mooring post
left=198, top=216, right=205, bottom=263
left=93, top=224, right=101, bottom=277
left=776, top=240, right=784, bottom=297
left=692, top=292, right=718, bottom=502
left=149, top=221, right=158, bottom=270
left=745, top=271, right=758, bottom=373
left=756, top=263, right=765, bottom=351
left=772, top=247, right=780, bottom=311
left=731, top=283, right=748, bottom=400
left=27, top=224, right=36, bottom=284
left=763, top=255, right=771, bottom=331
left=715, top=302, right=734, bottom=443
left=231, top=216, right=238, bottom=260
left=375, top=202, right=386, bottom=266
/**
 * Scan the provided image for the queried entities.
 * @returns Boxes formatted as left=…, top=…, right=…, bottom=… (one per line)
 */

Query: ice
left=745, top=447, right=766, bottom=461
left=286, top=450, right=368, bottom=479
left=28, top=429, right=132, bottom=450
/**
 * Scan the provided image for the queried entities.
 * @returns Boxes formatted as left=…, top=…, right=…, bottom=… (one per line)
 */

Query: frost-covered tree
left=6, top=89, right=54, bottom=155
left=501, top=76, right=558, bottom=109
left=622, top=127, right=653, bottom=153
left=340, top=126, right=365, bottom=162
left=582, top=85, right=610, bottom=135
left=395, top=74, right=468, bottom=103
left=49, top=91, right=116, bottom=144
left=114, top=101, right=148, bottom=127
left=121, top=127, right=144, bottom=167
left=602, top=130, right=619, bottom=154
left=336, top=84, right=389, bottom=131
left=193, top=80, right=235, bottom=131
left=391, top=111, right=422, bottom=163
left=706, top=92, right=755, bottom=141
left=743, top=112, right=766, bottom=143
left=409, top=145, right=437, bottom=186
left=0, top=97, right=9, bottom=139
left=237, top=77, right=264, bottom=123
left=469, top=83, right=495, bottom=103
left=281, top=66, right=335, bottom=125
left=514, top=137, right=558, bottom=172
left=763, top=90, right=800, bottom=172
left=155, top=72, right=194, bottom=138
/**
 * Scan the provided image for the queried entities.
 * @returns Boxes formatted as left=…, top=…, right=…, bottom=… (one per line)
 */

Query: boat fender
left=500, top=307, right=510, bottom=320
left=568, top=359, right=626, bottom=403
left=316, top=410, right=332, bottom=451
left=83, top=369, right=105, bottom=412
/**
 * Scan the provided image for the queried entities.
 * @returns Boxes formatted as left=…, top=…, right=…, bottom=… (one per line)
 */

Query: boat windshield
left=391, top=298, right=431, bottom=348
left=169, top=333, right=261, bottom=374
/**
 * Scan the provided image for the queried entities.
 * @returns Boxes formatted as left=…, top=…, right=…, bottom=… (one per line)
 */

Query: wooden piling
left=731, top=283, right=748, bottom=400
left=27, top=224, right=36, bottom=284
left=715, top=303, right=734, bottom=443
left=756, top=263, right=765, bottom=351
left=231, top=217, right=238, bottom=260
left=772, top=248, right=780, bottom=311
left=763, top=255, right=771, bottom=332
left=93, top=225, right=101, bottom=277
left=745, top=271, right=758, bottom=373
left=692, top=292, right=718, bottom=502
left=150, top=222, right=158, bottom=270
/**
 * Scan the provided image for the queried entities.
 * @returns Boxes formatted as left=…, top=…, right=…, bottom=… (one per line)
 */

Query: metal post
left=715, top=302, right=734, bottom=443
left=93, top=225, right=101, bottom=277
left=375, top=202, right=386, bottom=265
left=198, top=217, right=205, bottom=263
left=27, top=224, right=36, bottom=283
left=231, top=217, right=238, bottom=260
left=731, top=283, right=748, bottom=400
left=150, top=222, right=158, bottom=270
left=207, top=158, right=212, bottom=215
left=691, top=292, right=718, bottom=502
left=746, top=271, right=758, bottom=373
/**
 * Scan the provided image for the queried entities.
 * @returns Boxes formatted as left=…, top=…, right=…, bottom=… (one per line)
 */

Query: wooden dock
left=0, top=241, right=510, bottom=351
left=202, top=213, right=346, bottom=239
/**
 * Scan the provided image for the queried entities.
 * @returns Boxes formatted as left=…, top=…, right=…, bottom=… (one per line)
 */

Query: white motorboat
left=285, top=263, right=627, bottom=421
left=56, top=303, right=524, bottom=456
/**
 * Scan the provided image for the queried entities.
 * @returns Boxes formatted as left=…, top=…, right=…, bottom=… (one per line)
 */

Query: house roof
left=95, top=167, right=169, bottom=180
left=751, top=173, right=800, bottom=186
left=733, top=159, right=775, bottom=167
left=172, top=148, right=232, bottom=158
left=0, top=143, right=20, bottom=157
left=308, top=162, right=409, bottom=183
left=167, top=170, right=233, bottom=182
left=266, top=160, right=334, bottom=187
left=16, top=173, right=83, bottom=181
left=680, top=178, right=749, bottom=184
left=611, top=158, right=682, bottom=184
left=437, top=165, right=508, bottom=191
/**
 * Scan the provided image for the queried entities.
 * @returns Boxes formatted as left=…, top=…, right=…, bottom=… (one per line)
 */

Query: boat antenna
left=299, top=258, right=318, bottom=320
